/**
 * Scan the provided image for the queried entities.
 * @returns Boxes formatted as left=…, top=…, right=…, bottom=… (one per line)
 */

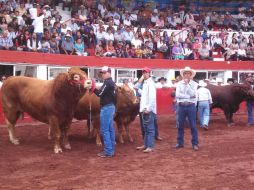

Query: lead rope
left=89, top=92, right=93, bottom=133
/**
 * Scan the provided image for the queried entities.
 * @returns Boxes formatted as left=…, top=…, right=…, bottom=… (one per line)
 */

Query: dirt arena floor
left=1, top=113, right=254, bottom=190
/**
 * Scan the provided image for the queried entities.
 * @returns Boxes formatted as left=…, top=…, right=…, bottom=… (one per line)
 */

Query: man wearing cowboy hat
left=175, top=66, right=199, bottom=150
left=197, top=80, right=213, bottom=130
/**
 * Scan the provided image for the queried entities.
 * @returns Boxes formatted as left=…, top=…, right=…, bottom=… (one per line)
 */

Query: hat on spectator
left=142, top=67, right=151, bottom=73
left=65, top=34, right=71, bottom=38
left=100, top=66, right=111, bottom=73
left=180, top=66, right=196, bottom=78
left=216, top=78, right=223, bottom=83
left=198, top=80, right=207, bottom=87
left=44, top=5, right=50, bottom=8
left=247, top=73, right=253, bottom=77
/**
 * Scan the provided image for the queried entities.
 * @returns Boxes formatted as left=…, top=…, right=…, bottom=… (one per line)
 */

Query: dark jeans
left=247, top=100, right=254, bottom=124
left=177, top=103, right=199, bottom=146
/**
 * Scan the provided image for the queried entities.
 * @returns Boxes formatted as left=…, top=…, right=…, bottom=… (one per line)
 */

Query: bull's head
left=67, top=67, right=88, bottom=87
left=116, top=85, right=139, bottom=106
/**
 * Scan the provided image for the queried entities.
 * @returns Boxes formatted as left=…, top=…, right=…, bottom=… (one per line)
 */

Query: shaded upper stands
left=0, top=0, right=253, bottom=61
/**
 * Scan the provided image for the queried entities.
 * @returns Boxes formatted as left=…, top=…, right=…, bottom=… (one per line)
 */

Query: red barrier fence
left=0, top=50, right=254, bottom=70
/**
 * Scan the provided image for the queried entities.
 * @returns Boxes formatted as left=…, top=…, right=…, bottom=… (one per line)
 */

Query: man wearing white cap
left=94, top=66, right=117, bottom=158
left=197, top=80, right=213, bottom=130
left=175, top=66, right=199, bottom=151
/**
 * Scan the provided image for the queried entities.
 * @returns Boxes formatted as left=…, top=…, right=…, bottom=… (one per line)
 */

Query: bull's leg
left=48, top=126, right=52, bottom=140
left=224, top=111, right=233, bottom=127
left=6, top=119, right=19, bottom=145
left=125, top=124, right=134, bottom=143
left=62, top=123, right=72, bottom=150
left=93, top=119, right=102, bottom=146
left=229, top=112, right=235, bottom=125
left=49, top=118, right=62, bottom=153
left=118, top=124, right=124, bottom=144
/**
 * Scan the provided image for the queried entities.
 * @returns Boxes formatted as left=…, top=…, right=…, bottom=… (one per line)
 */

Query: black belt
left=179, top=102, right=195, bottom=106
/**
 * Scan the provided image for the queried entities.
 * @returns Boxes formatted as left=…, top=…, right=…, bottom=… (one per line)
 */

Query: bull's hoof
left=64, top=143, right=72, bottom=150
left=227, top=123, right=234, bottom=127
left=119, top=137, right=124, bottom=144
left=54, top=147, right=63, bottom=154
left=96, top=142, right=102, bottom=146
left=129, top=137, right=134, bottom=143
left=11, top=138, right=20, bottom=145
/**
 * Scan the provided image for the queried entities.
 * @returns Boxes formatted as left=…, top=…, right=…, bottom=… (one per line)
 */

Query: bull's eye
left=73, top=74, right=81, bottom=81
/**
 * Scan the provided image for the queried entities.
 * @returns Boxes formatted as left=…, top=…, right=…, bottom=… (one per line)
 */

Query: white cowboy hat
left=198, top=80, right=207, bottom=87
left=180, top=66, right=196, bottom=78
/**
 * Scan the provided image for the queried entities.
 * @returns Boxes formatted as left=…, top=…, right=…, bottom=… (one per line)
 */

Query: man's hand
left=143, top=108, right=150, bottom=114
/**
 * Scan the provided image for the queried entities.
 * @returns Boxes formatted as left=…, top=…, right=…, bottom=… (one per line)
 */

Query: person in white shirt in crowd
left=43, top=5, right=51, bottom=18
left=199, top=42, right=212, bottom=60
left=136, top=67, right=157, bottom=153
left=113, top=15, right=120, bottom=26
left=131, top=34, right=143, bottom=49
left=123, top=13, right=131, bottom=27
left=182, top=43, right=194, bottom=60
left=150, top=10, right=159, bottom=27
left=197, top=80, right=213, bottom=131
left=156, top=77, right=169, bottom=88
left=29, top=3, right=38, bottom=20
left=114, top=27, right=124, bottom=43
left=70, top=19, right=80, bottom=33
left=237, top=45, right=247, bottom=60
left=216, top=78, right=223, bottom=86
left=122, top=26, right=134, bottom=45
left=27, top=33, right=42, bottom=52
left=104, top=28, right=114, bottom=45
left=96, top=26, right=106, bottom=44
left=32, top=12, right=44, bottom=42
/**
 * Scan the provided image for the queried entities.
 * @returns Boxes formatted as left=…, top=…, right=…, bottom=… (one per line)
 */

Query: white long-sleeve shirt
left=140, top=77, right=157, bottom=114
left=197, top=87, right=213, bottom=104
left=176, top=80, right=198, bottom=104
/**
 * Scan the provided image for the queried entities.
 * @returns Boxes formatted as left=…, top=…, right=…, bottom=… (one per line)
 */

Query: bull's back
left=1, top=76, right=53, bottom=122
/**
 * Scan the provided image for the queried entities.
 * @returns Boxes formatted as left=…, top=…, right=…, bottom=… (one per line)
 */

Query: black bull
left=206, top=83, right=254, bottom=126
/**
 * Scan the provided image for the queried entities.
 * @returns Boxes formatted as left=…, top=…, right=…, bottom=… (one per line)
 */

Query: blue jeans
left=247, top=100, right=254, bottom=124
left=100, top=104, right=116, bottom=156
left=177, top=104, right=198, bottom=146
left=142, top=112, right=156, bottom=148
left=198, top=101, right=210, bottom=126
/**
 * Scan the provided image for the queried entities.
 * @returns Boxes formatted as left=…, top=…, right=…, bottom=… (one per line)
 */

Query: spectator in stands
left=95, top=40, right=104, bottom=57
left=41, top=37, right=50, bottom=53
left=184, top=11, right=197, bottom=27
left=199, top=42, right=212, bottom=60
left=0, top=75, right=6, bottom=89
left=155, top=15, right=165, bottom=29
left=150, top=10, right=159, bottom=27
left=135, top=45, right=143, bottom=58
left=172, top=42, right=184, bottom=60
left=122, top=26, right=134, bottom=46
left=74, top=38, right=88, bottom=56
left=104, top=40, right=116, bottom=57
left=223, top=44, right=237, bottom=61
left=246, top=38, right=254, bottom=60
left=237, top=45, right=247, bottom=61
left=27, top=33, right=42, bottom=52
left=15, top=33, right=27, bottom=51
left=96, top=26, right=106, bottom=44
left=183, top=43, right=194, bottom=60
left=49, top=35, right=60, bottom=54
left=104, top=28, right=114, bottom=45
left=61, top=34, right=74, bottom=55
left=115, top=41, right=125, bottom=58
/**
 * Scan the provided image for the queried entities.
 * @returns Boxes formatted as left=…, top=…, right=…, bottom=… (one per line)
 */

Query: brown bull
left=1, top=67, right=88, bottom=153
left=74, top=85, right=138, bottom=145
left=207, top=82, right=254, bottom=126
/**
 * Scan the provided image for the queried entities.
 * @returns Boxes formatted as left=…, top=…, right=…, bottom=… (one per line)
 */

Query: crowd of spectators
left=0, top=0, right=254, bottom=61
